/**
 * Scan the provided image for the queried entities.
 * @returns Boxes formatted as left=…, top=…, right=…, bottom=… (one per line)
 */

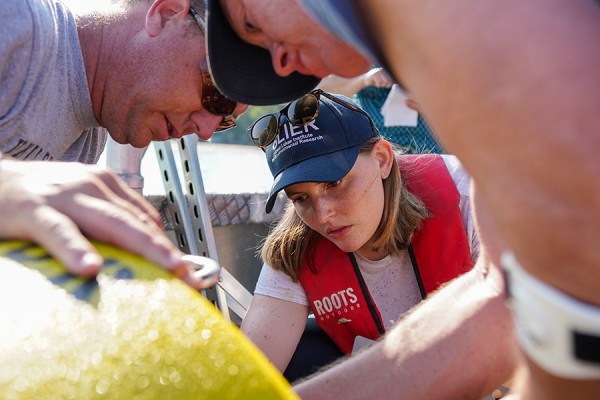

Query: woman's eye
left=326, top=179, right=342, bottom=189
left=291, top=195, right=306, bottom=204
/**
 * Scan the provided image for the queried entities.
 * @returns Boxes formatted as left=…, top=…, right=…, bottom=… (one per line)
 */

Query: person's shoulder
left=440, top=154, right=461, bottom=169
left=0, top=0, right=58, bottom=55
left=441, top=154, right=471, bottom=195
left=1, top=0, right=35, bottom=43
left=4, top=0, right=58, bottom=22
left=0, top=0, right=40, bottom=122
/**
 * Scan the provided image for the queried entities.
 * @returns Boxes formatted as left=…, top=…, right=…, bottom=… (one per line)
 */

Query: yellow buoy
left=0, top=241, right=297, bottom=400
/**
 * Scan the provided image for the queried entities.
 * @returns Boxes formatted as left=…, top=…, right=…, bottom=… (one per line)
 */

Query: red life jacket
left=297, top=154, right=474, bottom=354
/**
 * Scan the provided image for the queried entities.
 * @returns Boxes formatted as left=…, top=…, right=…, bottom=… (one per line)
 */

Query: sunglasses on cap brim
left=247, top=89, right=375, bottom=148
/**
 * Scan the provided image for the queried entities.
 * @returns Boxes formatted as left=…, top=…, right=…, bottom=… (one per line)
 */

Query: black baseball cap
left=205, top=0, right=321, bottom=106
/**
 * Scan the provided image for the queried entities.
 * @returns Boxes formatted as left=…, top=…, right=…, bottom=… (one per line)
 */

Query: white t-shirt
left=254, top=155, right=479, bottom=330
left=0, top=0, right=106, bottom=162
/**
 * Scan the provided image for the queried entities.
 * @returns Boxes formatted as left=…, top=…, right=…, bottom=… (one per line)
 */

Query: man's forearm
left=316, top=74, right=367, bottom=98
left=294, top=260, right=518, bottom=400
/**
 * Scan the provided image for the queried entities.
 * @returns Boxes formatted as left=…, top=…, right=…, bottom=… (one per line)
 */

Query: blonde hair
left=260, top=137, right=430, bottom=281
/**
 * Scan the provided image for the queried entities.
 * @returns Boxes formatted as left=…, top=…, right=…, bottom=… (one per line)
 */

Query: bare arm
left=0, top=158, right=207, bottom=289
left=241, top=294, right=310, bottom=372
left=317, top=67, right=393, bottom=98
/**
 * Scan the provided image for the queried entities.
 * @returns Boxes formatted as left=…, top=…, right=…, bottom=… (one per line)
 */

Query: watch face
left=574, top=331, right=600, bottom=364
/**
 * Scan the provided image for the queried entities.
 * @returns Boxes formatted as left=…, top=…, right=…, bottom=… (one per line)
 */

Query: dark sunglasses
left=247, top=89, right=376, bottom=148
left=189, top=6, right=237, bottom=132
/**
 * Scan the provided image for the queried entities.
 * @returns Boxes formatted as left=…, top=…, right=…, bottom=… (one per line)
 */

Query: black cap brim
left=205, top=0, right=321, bottom=106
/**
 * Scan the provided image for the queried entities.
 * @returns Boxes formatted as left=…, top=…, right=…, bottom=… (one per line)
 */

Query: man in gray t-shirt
left=0, top=0, right=248, bottom=285
left=0, top=0, right=247, bottom=162
left=1, top=0, right=105, bottom=162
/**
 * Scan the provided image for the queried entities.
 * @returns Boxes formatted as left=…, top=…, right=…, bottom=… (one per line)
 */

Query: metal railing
left=105, top=136, right=253, bottom=321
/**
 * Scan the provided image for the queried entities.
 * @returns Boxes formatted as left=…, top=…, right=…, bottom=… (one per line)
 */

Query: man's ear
left=145, top=0, right=189, bottom=37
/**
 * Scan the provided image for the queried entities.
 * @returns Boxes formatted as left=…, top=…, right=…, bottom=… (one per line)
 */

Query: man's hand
left=0, top=159, right=211, bottom=289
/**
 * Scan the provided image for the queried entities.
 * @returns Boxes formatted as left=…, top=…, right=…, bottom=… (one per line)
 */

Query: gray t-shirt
left=0, top=0, right=106, bottom=162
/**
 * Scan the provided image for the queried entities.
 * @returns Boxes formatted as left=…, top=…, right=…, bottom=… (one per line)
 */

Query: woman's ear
left=145, top=0, right=189, bottom=37
left=372, top=140, right=394, bottom=179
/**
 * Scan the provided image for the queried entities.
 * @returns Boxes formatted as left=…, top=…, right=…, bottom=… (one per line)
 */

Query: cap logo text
left=270, top=121, right=322, bottom=162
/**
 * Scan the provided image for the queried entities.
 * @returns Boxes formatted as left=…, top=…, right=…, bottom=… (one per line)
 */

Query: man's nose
left=189, top=111, right=229, bottom=141
left=234, top=103, right=249, bottom=117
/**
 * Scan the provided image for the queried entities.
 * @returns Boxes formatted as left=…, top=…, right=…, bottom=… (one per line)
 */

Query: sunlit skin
left=219, top=0, right=371, bottom=79
left=79, top=0, right=248, bottom=148
left=284, top=141, right=394, bottom=261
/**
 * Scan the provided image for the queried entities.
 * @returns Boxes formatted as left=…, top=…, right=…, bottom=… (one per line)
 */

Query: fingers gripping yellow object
left=0, top=241, right=297, bottom=400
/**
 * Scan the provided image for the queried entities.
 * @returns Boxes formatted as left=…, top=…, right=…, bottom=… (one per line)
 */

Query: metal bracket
left=153, top=137, right=253, bottom=321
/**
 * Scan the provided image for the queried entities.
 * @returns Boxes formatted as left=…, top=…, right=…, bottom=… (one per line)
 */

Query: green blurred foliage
left=210, top=104, right=284, bottom=145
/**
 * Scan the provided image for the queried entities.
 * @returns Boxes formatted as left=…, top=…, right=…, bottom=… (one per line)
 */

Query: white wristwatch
left=502, top=252, right=600, bottom=379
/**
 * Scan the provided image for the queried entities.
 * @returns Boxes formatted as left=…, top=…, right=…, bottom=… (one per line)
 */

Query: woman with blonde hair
left=242, top=90, right=479, bottom=378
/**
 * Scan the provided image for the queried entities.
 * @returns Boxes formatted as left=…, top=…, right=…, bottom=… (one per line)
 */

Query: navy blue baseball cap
left=264, top=93, right=379, bottom=213
left=204, top=0, right=321, bottom=105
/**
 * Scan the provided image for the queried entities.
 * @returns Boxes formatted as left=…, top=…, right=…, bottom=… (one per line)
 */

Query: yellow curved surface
left=0, top=241, right=297, bottom=400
